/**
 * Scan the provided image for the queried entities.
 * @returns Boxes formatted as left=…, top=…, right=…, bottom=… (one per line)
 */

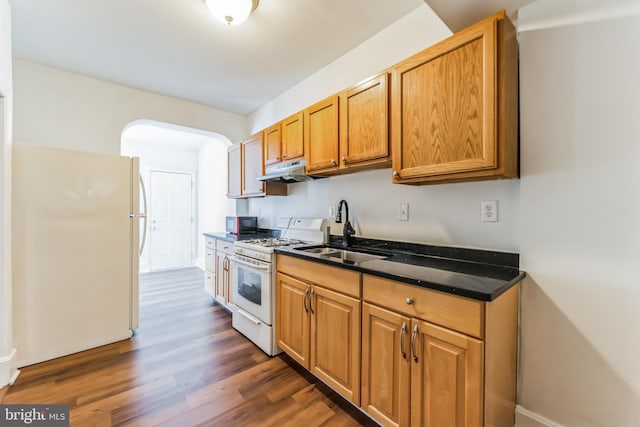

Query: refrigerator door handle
left=138, top=174, right=148, bottom=256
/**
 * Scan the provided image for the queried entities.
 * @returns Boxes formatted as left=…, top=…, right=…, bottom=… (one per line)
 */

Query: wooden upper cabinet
left=228, top=133, right=287, bottom=199
left=227, top=143, right=242, bottom=198
left=241, top=132, right=265, bottom=196
left=281, top=112, right=304, bottom=161
left=391, top=10, right=518, bottom=185
left=339, top=73, right=390, bottom=170
left=263, top=122, right=282, bottom=166
left=304, top=95, right=340, bottom=173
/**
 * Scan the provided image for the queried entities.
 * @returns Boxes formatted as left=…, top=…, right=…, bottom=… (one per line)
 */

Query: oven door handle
left=229, top=256, right=271, bottom=271
left=236, top=308, right=262, bottom=325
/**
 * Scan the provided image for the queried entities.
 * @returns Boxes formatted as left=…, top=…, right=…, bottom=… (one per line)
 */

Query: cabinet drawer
left=204, top=271, right=215, bottom=297
left=206, top=238, right=215, bottom=249
left=216, top=239, right=234, bottom=254
left=276, top=255, right=361, bottom=298
left=363, top=274, right=484, bottom=338
left=205, top=248, right=215, bottom=272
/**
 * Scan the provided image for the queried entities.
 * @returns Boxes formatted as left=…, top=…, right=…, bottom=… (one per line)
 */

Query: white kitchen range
left=230, top=217, right=326, bottom=355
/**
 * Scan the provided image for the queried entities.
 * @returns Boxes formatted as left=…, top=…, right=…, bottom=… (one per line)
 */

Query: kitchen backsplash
left=240, top=168, right=520, bottom=253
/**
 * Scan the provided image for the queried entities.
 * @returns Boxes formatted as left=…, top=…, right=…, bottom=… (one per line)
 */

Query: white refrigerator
left=12, top=143, right=146, bottom=367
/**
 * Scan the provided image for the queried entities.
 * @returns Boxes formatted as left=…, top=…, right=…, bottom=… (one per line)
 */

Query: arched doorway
left=121, top=119, right=235, bottom=273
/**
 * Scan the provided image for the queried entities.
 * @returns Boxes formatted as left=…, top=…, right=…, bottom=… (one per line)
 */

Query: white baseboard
left=516, top=405, right=565, bottom=427
left=0, top=348, right=20, bottom=387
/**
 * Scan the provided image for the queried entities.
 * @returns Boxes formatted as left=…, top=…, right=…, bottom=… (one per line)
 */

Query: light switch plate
left=481, top=200, right=498, bottom=222
left=397, top=203, right=409, bottom=221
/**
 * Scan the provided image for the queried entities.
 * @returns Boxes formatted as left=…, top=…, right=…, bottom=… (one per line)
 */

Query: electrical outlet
left=397, top=203, right=409, bottom=221
left=481, top=200, right=498, bottom=222
left=328, top=206, right=335, bottom=218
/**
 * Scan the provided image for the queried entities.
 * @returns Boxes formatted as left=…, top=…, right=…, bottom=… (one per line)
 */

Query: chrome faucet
left=335, top=200, right=355, bottom=247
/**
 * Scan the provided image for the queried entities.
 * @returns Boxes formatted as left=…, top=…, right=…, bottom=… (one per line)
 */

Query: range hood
left=257, top=158, right=319, bottom=183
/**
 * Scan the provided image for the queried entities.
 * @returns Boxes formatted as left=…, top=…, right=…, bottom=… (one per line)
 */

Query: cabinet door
left=410, top=320, right=483, bottom=427
left=361, top=303, right=410, bottom=427
left=215, top=253, right=227, bottom=305
left=264, top=123, right=282, bottom=166
left=276, top=273, right=310, bottom=369
left=281, top=112, right=304, bottom=161
left=340, top=73, right=390, bottom=169
left=391, top=14, right=499, bottom=183
left=227, top=143, right=242, bottom=198
left=310, top=285, right=361, bottom=405
left=242, top=132, right=265, bottom=196
left=304, top=95, right=339, bottom=173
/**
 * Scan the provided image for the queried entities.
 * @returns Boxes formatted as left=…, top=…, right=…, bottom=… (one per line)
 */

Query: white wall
left=250, top=5, right=451, bottom=131
left=246, top=5, right=520, bottom=253
left=0, top=0, right=16, bottom=387
left=517, top=1, right=640, bottom=426
left=197, top=141, right=236, bottom=269
left=12, top=59, right=248, bottom=155
left=249, top=170, right=520, bottom=251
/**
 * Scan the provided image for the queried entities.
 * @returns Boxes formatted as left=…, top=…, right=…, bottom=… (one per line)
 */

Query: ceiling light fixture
left=205, top=0, right=259, bottom=26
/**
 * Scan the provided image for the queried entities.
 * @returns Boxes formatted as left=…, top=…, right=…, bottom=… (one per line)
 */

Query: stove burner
left=241, top=237, right=308, bottom=248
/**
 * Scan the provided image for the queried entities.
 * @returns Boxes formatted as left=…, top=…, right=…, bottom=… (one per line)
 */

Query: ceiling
left=424, top=0, right=536, bottom=31
left=9, top=0, right=425, bottom=115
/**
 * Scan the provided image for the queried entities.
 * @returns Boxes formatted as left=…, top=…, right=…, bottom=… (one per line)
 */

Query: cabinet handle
left=400, top=322, right=407, bottom=359
left=405, top=298, right=413, bottom=305
left=330, top=159, right=336, bottom=165
left=309, top=288, right=315, bottom=314
left=411, top=325, right=419, bottom=362
left=276, top=156, right=281, bottom=161
left=303, top=288, right=309, bottom=313
left=341, top=157, right=347, bottom=165
left=393, top=170, right=399, bottom=177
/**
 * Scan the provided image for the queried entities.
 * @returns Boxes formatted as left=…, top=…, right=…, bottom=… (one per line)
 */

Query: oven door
left=229, top=256, right=273, bottom=325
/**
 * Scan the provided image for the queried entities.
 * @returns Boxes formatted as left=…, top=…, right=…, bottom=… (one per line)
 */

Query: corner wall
left=517, top=0, right=640, bottom=425
left=0, top=0, right=17, bottom=387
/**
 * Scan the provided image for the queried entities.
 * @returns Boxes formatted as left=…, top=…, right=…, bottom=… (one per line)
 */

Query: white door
left=149, top=171, right=193, bottom=271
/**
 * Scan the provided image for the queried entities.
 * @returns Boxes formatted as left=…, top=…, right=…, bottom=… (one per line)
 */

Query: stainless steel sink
left=293, top=245, right=388, bottom=263
left=322, top=250, right=387, bottom=263
left=299, top=247, right=341, bottom=255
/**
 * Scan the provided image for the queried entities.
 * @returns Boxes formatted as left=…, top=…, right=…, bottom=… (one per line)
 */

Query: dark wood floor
left=2, top=267, right=377, bottom=426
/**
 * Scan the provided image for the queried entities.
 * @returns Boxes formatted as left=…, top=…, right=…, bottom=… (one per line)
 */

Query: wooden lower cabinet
left=276, top=258, right=519, bottom=427
left=362, top=303, right=483, bottom=427
left=311, top=286, right=361, bottom=404
left=215, top=239, right=235, bottom=308
left=411, top=320, right=483, bottom=427
left=361, top=303, right=411, bottom=427
left=276, top=272, right=361, bottom=405
left=215, top=252, right=228, bottom=306
left=276, top=273, right=310, bottom=367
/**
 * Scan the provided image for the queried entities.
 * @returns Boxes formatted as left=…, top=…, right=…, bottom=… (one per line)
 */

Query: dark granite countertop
left=275, top=236, right=525, bottom=302
left=203, top=229, right=279, bottom=243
